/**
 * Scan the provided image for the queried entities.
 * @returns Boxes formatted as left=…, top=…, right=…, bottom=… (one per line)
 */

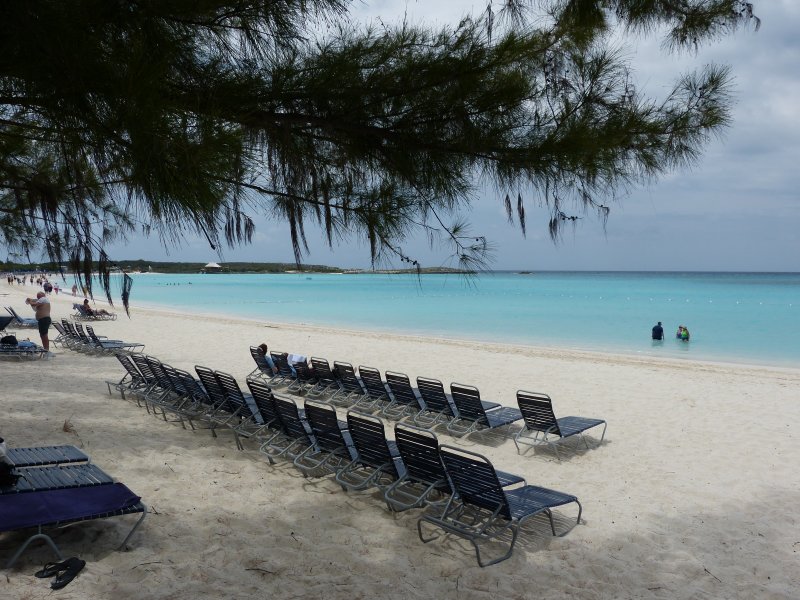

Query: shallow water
left=119, top=271, right=800, bottom=367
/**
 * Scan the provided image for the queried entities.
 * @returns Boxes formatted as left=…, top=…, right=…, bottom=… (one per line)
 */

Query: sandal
left=50, top=557, right=86, bottom=590
left=34, top=558, right=72, bottom=578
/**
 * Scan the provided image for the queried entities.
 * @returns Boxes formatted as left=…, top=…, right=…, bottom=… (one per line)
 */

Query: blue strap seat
left=0, top=482, right=147, bottom=568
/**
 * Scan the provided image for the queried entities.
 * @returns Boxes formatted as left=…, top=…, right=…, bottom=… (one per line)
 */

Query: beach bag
left=0, top=439, right=18, bottom=486
left=0, top=335, right=17, bottom=346
left=0, top=462, right=17, bottom=486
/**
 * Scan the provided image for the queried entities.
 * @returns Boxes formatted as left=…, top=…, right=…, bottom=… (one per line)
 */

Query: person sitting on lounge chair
left=257, top=343, right=279, bottom=375
left=82, top=299, right=113, bottom=318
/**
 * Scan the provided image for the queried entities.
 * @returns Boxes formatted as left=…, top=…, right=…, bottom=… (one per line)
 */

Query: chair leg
left=473, top=524, right=518, bottom=568
left=118, top=506, right=148, bottom=550
left=417, top=517, right=443, bottom=544
left=5, top=531, right=63, bottom=569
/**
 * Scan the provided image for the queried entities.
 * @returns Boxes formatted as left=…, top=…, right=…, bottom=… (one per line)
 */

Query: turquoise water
left=120, top=272, right=800, bottom=367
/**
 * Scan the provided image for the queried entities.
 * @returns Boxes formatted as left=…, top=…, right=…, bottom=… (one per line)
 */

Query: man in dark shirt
left=652, top=321, right=664, bottom=340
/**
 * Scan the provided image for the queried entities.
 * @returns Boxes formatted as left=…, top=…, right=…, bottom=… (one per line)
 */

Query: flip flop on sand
left=49, top=557, right=86, bottom=590
left=34, top=558, right=73, bottom=578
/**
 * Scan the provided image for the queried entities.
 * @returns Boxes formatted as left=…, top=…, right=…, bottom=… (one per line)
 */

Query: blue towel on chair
left=0, top=483, right=141, bottom=532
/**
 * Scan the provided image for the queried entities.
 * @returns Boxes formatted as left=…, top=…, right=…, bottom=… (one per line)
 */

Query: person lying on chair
left=257, top=343, right=279, bottom=375
left=82, top=299, right=113, bottom=317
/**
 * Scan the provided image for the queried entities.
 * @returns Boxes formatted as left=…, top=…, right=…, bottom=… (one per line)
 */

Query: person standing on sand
left=651, top=321, right=664, bottom=340
left=25, top=291, right=53, bottom=354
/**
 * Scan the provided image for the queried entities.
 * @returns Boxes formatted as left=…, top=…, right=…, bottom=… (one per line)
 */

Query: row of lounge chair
left=107, top=353, right=580, bottom=566
left=260, top=399, right=583, bottom=567
left=250, top=349, right=607, bottom=459
left=108, top=354, right=271, bottom=450
left=0, top=445, right=147, bottom=568
left=52, top=319, right=144, bottom=355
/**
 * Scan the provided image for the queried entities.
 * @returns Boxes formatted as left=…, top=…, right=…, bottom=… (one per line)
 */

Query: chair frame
left=382, top=371, right=425, bottom=421
left=293, top=400, right=355, bottom=477
left=1, top=479, right=146, bottom=569
left=5, top=307, right=37, bottom=328
left=335, top=411, right=405, bottom=493
left=329, top=361, right=367, bottom=408
left=446, top=383, right=523, bottom=438
left=383, top=425, right=525, bottom=513
left=513, top=391, right=607, bottom=459
left=383, top=424, right=451, bottom=512
left=85, top=325, right=144, bottom=354
left=248, top=346, right=283, bottom=385
left=413, top=377, right=458, bottom=430
left=418, top=445, right=581, bottom=567
left=260, top=394, right=316, bottom=465
left=306, top=357, right=342, bottom=398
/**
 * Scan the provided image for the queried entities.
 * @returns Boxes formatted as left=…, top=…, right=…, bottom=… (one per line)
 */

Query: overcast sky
left=107, top=1, right=799, bottom=272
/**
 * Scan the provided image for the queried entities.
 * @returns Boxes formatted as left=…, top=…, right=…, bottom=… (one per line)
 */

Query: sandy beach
left=1, top=284, right=798, bottom=599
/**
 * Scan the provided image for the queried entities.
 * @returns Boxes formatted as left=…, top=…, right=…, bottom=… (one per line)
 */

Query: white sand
left=1, top=285, right=798, bottom=599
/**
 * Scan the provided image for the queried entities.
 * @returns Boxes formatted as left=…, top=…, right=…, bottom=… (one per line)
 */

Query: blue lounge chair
left=65, top=322, right=111, bottom=355
left=293, top=400, right=356, bottom=477
left=1, top=463, right=115, bottom=494
left=247, top=346, right=282, bottom=385
left=59, top=320, right=93, bottom=352
left=286, top=358, right=318, bottom=394
left=194, top=366, right=248, bottom=443
left=246, top=378, right=287, bottom=447
left=139, top=357, right=191, bottom=425
left=214, top=370, right=268, bottom=448
left=5, top=307, right=37, bottom=328
left=514, top=391, right=607, bottom=459
left=329, top=361, right=367, bottom=408
left=50, top=321, right=73, bottom=349
left=72, top=303, right=116, bottom=321
left=165, top=366, right=225, bottom=432
left=335, top=411, right=406, bottom=493
left=0, top=482, right=146, bottom=568
left=418, top=445, right=581, bottom=567
left=106, top=353, right=150, bottom=400
left=6, top=445, right=88, bottom=468
left=413, top=377, right=458, bottom=430
left=382, top=371, right=425, bottom=421
left=384, top=424, right=524, bottom=513
left=260, top=394, right=316, bottom=465
left=1, top=314, right=45, bottom=359
left=447, top=383, right=523, bottom=437
left=270, top=351, right=297, bottom=384
left=383, top=424, right=451, bottom=512
left=126, top=353, right=160, bottom=408
left=306, top=357, right=342, bottom=398
left=354, top=366, right=392, bottom=413
left=0, top=340, right=47, bottom=360
left=85, top=325, right=144, bottom=354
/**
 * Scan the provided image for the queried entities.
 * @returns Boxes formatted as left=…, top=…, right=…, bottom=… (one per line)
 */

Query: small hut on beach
left=201, top=262, right=222, bottom=273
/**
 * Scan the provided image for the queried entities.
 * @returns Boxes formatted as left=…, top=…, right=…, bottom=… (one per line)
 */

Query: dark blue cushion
left=0, top=483, right=141, bottom=532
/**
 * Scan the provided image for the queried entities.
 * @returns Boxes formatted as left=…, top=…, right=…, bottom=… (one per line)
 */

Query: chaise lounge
left=513, top=391, right=607, bottom=459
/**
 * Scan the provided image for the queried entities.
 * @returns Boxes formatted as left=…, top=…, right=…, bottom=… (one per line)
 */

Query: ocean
left=119, top=271, right=800, bottom=367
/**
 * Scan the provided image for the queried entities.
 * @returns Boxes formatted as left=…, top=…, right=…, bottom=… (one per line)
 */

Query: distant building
left=202, top=262, right=222, bottom=273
